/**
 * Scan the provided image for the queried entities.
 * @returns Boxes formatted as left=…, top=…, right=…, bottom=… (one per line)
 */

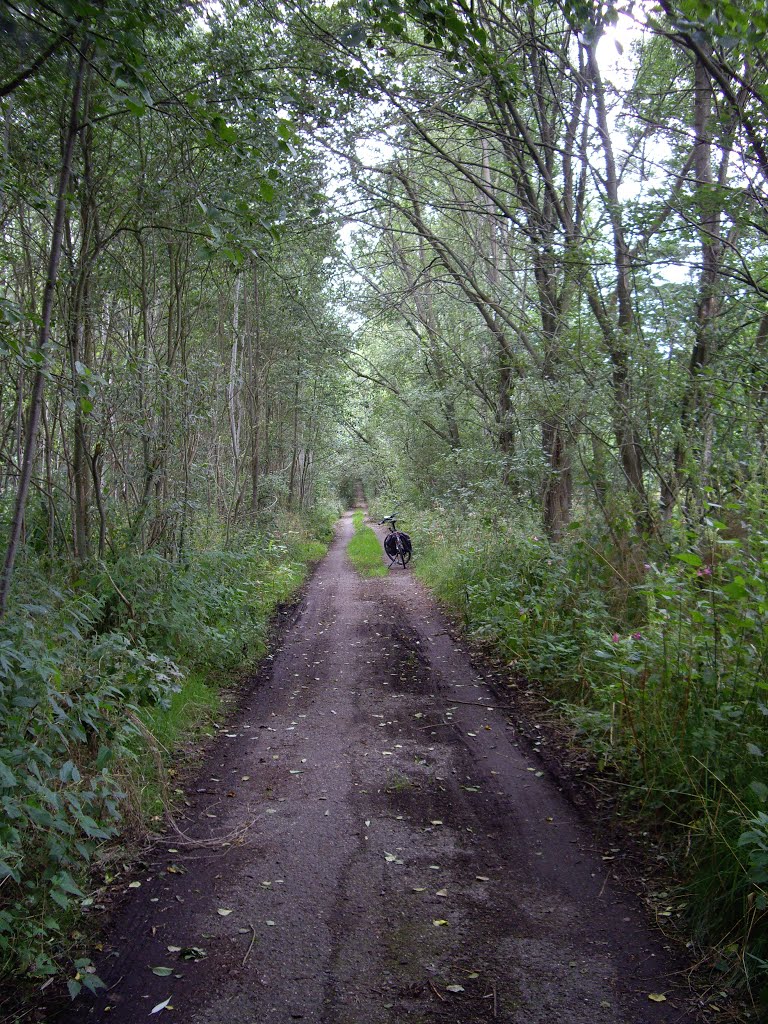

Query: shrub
left=0, top=515, right=329, bottom=986
left=409, top=502, right=768, bottom=1000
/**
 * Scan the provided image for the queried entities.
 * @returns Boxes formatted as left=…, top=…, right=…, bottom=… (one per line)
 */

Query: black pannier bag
left=384, top=532, right=411, bottom=556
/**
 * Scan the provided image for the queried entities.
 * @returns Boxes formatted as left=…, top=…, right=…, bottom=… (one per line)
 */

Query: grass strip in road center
left=347, top=511, right=388, bottom=577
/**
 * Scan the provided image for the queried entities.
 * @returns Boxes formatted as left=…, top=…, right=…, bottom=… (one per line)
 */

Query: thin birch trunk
left=0, top=48, right=88, bottom=617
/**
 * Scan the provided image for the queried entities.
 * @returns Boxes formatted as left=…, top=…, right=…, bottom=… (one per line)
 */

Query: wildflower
left=643, top=563, right=652, bottom=571
left=611, top=633, right=620, bottom=643
left=696, top=566, right=712, bottom=577
left=632, top=632, right=642, bottom=640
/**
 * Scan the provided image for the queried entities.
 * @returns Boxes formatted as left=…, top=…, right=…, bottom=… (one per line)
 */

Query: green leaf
left=124, top=97, right=146, bottom=117
left=675, top=552, right=703, bottom=567
left=81, top=973, right=106, bottom=994
left=212, top=116, right=237, bottom=144
left=59, top=760, right=81, bottom=784
left=152, top=966, right=174, bottom=976
left=723, top=578, right=748, bottom=600
left=55, top=871, right=84, bottom=897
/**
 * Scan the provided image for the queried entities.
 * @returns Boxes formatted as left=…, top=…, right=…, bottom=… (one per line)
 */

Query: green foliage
left=0, top=518, right=328, bottom=986
left=410, top=498, right=768, bottom=999
left=0, top=593, right=175, bottom=981
left=133, top=670, right=222, bottom=820
left=347, top=514, right=388, bottom=577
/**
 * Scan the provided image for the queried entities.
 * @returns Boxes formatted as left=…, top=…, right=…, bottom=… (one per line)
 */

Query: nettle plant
left=586, top=525, right=768, bottom=972
left=0, top=597, right=182, bottom=984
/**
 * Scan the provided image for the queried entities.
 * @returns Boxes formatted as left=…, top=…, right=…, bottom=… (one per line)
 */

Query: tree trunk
left=586, top=40, right=651, bottom=533
left=0, top=48, right=88, bottom=618
left=662, top=53, right=727, bottom=518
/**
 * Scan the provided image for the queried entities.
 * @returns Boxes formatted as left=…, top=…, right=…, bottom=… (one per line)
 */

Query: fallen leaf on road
left=167, top=946, right=181, bottom=953
left=430, top=820, right=443, bottom=826
left=476, top=876, right=490, bottom=881
left=435, top=888, right=448, bottom=897
left=266, top=920, right=276, bottom=926
left=150, top=997, right=172, bottom=1014
left=432, top=919, right=449, bottom=926
left=128, top=881, right=141, bottom=888
left=166, top=865, right=184, bottom=874
left=179, top=947, right=206, bottom=961
left=217, top=908, right=233, bottom=916
left=446, top=984, right=464, bottom=993
left=151, top=967, right=174, bottom=977
left=648, top=994, right=667, bottom=1003
left=412, top=887, right=426, bottom=892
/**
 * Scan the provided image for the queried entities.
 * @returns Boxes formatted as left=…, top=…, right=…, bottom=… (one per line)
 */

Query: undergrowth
left=406, top=499, right=768, bottom=1011
left=347, top=511, right=387, bottom=577
left=0, top=514, right=330, bottom=994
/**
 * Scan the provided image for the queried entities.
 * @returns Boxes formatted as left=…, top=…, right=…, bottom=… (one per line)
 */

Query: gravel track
left=57, top=511, right=698, bottom=1024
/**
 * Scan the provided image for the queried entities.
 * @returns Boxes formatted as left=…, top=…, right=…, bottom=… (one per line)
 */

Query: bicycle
left=379, top=514, right=412, bottom=568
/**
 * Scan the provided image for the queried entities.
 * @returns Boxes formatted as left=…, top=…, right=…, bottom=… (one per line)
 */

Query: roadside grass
left=348, top=513, right=387, bottom=577
left=128, top=670, right=223, bottom=821
left=125, top=523, right=331, bottom=822
left=0, top=513, right=331, bottom=995
left=406, top=502, right=768, bottom=1009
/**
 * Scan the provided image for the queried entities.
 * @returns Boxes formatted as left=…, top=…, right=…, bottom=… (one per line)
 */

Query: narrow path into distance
left=62, top=512, right=697, bottom=1024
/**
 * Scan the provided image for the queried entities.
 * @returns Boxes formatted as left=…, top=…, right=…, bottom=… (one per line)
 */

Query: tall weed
left=409, top=503, right=768, bottom=1002
left=0, top=517, right=329, bottom=988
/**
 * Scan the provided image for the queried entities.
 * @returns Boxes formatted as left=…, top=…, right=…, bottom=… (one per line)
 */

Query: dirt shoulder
left=50, top=511, right=703, bottom=1024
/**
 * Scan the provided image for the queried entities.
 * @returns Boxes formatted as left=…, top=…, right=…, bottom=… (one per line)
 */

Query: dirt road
left=60, top=511, right=697, bottom=1023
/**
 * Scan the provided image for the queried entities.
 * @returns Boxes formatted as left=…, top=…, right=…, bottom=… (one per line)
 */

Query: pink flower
left=696, top=566, right=712, bottom=577
left=632, top=632, right=642, bottom=640
left=611, top=633, right=620, bottom=643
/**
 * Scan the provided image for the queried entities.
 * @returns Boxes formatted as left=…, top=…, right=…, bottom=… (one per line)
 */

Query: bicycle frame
left=380, top=515, right=411, bottom=568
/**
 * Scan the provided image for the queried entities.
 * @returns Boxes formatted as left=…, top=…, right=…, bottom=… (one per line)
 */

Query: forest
left=0, top=0, right=767, bottom=1014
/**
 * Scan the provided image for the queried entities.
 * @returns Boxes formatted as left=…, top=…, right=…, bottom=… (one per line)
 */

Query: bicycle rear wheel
left=399, top=540, right=411, bottom=573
